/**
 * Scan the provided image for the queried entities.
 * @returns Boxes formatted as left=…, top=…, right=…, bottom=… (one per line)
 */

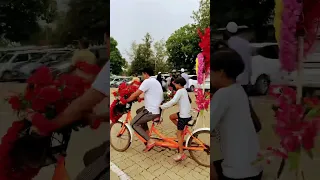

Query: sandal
left=143, top=142, right=156, bottom=152
left=173, top=153, right=187, bottom=161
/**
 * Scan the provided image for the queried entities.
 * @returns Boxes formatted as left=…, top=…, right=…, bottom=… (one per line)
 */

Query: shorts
left=213, top=159, right=263, bottom=180
left=177, top=112, right=191, bottom=130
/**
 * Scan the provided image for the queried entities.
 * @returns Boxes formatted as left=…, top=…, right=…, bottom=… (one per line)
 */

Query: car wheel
left=1, top=71, right=12, bottom=82
left=254, top=75, right=270, bottom=95
left=190, top=85, right=195, bottom=92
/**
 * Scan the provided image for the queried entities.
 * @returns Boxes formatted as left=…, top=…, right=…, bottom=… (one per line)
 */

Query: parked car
left=0, top=50, right=47, bottom=81
left=89, top=46, right=108, bottom=67
left=250, top=43, right=282, bottom=95
left=204, top=78, right=210, bottom=91
left=11, top=50, right=71, bottom=81
left=110, top=77, right=125, bottom=87
left=251, top=41, right=320, bottom=96
left=115, top=77, right=131, bottom=87
left=188, top=75, right=200, bottom=92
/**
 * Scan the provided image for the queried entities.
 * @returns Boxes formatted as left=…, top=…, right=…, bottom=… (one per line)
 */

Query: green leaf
left=288, top=152, right=300, bottom=170
left=306, top=108, right=320, bottom=118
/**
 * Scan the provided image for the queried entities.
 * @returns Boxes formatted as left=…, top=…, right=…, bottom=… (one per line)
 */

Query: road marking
left=110, top=161, right=130, bottom=180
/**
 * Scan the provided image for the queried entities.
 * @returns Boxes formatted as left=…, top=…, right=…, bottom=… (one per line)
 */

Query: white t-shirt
left=181, top=73, right=189, bottom=88
left=160, top=88, right=191, bottom=118
left=211, top=83, right=262, bottom=178
left=228, top=36, right=252, bottom=85
left=139, top=77, right=163, bottom=114
left=92, top=61, right=110, bottom=95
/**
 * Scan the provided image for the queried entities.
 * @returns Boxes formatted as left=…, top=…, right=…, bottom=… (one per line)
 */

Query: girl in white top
left=160, top=77, right=191, bottom=161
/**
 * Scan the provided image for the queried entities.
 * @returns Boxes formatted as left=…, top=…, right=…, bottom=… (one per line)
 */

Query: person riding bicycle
left=160, top=77, right=192, bottom=161
left=210, top=48, right=263, bottom=180
left=125, top=67, right=163, bottom=152
left=31, top=31, right=110, bottom=179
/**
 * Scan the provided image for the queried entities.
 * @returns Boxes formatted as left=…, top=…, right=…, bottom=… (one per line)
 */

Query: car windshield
left=40, top=52, right=68, bottom=63
left=0, top=54, right=14, bottom=63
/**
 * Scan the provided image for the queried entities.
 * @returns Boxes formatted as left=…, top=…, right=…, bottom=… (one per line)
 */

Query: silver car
left=12, top=51, right=71, bottom=80
left=0, top=50, right=47, bottom=81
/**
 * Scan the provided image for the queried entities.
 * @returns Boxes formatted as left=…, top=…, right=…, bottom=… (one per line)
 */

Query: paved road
left=110, top=88, right=210, bottom=180
left=1, top=83, right=320, bottom=180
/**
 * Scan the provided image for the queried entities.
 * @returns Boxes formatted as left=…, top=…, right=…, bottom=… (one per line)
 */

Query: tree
left=52, top=0, right=109, bottom=45
left=192, top=0, right=210, bottom=30
left=211, top=0, right=274, bottom=41
left=110, top=37, right=126, bottom=75
left=154, top=40, right=171, bottom=73
left=166, top=24, right=201, bottom=71
left=130, top=33, right=155, bottom=75
left=0, top=0, right=57, bottom=42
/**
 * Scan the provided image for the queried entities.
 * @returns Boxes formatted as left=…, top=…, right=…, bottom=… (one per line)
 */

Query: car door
left=251, top=44, right=282, bottom=85
left=9, top=54, right=29, bottom=70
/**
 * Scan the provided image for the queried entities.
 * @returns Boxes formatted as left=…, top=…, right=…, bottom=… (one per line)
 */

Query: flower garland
left=197, top=53, right=205, bottom=85
left=195, top=27, right=210, bottom=112
left=110, top=81, right=141, bottom=123
left=279, top=0, right=302, bottom=72
left=255, top=86, right=320, bottom=177
left=0, top=62, right=101, bottom=180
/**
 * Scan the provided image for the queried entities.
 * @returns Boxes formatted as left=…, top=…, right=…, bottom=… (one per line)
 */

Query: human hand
left=85, top=113, right=102, bottom=129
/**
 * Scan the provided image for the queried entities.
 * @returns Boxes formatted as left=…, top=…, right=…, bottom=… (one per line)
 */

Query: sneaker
left=173, top=153, right=187, bottom=161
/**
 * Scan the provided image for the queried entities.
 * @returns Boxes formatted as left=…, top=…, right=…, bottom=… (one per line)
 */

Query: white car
left=188, top=75, right=200, bottom=92
left=204, top=78, right=210, bottom=90
left=251, top=41, right=320, bottom=95
left=250, top=43, right=283, bottom=95
left=0, top=50, right=47, bottom=81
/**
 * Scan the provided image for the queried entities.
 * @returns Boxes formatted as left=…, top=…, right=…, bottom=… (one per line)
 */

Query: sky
left=110, top=0, right=200, bottom=61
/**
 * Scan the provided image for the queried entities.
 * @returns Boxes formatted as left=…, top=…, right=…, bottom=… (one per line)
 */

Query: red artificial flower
left=55, top=101, right=69, bottom=113
left=31, top=98, right=48, bottom=112
left=280, top=135, right=300, bottom=152
left=27, top=66, right=53, bottom=86
left=304, top=97, right=320, bottom=107
left=119, top=97, right=127, bottom=104
left=198, top=28, right=210, bottom=72
left=75, top=61, right=101, bottom=75
left=301, top=120, right=318, bottom=150
left=62, top=86, right=75, bottom=99
left=112, top=91, right=118, bottom=97
left=38, top=87, right=61, bottom=103
left=58, top=74, right=86, bottom=88
left=31, top=113, right=59, bottom=134
left=8, top=96, right=21, bottom=110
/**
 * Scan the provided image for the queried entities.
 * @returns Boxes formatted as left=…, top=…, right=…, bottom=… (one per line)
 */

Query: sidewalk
left=110, top=91, right=210, bottom=180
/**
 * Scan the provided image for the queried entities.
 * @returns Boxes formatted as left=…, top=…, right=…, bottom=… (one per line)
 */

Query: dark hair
left=211, top=48, right=244, bottom=80
left=174, top=77, right=186, bottom=86
left=142, top=67, right=154, bottom=76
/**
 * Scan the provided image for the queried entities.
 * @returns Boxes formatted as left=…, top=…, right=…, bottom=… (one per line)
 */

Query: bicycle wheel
left=110, top=122, right=132, bottom=152
left=188, top=129, right=210, bottom=167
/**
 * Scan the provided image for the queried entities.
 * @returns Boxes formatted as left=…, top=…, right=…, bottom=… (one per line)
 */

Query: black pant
left=213, top=160, right=263, bottom=180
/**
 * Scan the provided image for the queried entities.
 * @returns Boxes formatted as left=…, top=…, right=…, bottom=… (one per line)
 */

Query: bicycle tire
left=110, top=122, right=132, bottom=152
left=187, top=129, right=210, bottom=167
